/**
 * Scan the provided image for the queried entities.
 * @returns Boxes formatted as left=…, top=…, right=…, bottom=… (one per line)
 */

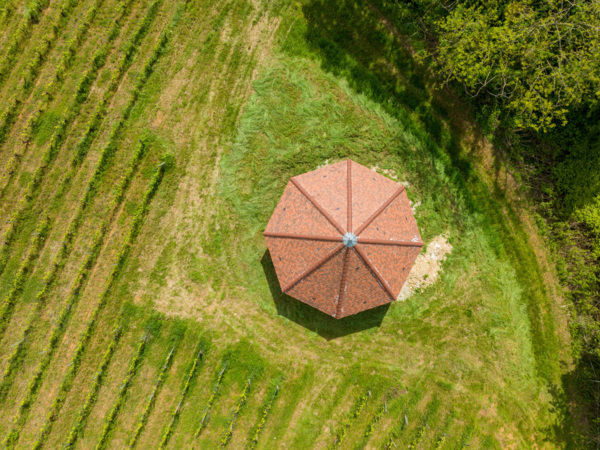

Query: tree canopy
left=424, top=0, right=600, bottom=131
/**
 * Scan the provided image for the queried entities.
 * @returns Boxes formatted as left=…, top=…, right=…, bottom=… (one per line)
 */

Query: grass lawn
left=0, top=0, right=575, bottom=447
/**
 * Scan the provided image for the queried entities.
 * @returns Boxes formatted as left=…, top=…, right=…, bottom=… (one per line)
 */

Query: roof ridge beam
left=335, top=248, right=350, bottom=318
left=358, top=238, right=424, bottom=247
left=263, top=231, right=342, bottom=242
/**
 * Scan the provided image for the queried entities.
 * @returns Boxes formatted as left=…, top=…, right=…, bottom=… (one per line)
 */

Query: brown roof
left=264, top=159, right=423, bottom=319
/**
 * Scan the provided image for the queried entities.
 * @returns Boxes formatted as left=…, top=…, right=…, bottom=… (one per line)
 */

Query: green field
left=0, top=0, right=575, bottom=448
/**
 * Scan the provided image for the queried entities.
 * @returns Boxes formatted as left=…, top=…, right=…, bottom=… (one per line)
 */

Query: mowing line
left=2, top=159, right=169, bottom=448
left=61, top=326, right=123, bottom=449
left=159, top=346, right=205, bottom=449
left=431, top=412, right=455, bottom=449
left=94, top=332, right=150, bottom=450
left=0, top=0, right=158, bottom=261
left=127, top=344, right=178, bottom=449
left=0, top=0, right=180, bottom=412
left=405, top=396, right=441, bottom=449
left=381, top=389, right=427, bottom=450
left=329, top=389, right=370, bottom=449
left=359, top=389, right=400, bottom=448
left=0, top=0, right=167, bottom=361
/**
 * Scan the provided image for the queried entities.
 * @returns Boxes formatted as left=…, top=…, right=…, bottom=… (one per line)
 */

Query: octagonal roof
left=264, top=159, right=423, bottom=319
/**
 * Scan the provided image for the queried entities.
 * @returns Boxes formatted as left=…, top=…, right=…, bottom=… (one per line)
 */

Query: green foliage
left=196, top=362, right=228, bottom=436
left=0, top=0, right=137, bottom=277
left=0, top=0, right=51, bottom=84
left=424, top=0, right=600, bottom=132
left=2, top=157, right=166, bottom=448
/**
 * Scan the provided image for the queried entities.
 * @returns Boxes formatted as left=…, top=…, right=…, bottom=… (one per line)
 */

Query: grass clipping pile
left=398, top=235, right=452, bottom=301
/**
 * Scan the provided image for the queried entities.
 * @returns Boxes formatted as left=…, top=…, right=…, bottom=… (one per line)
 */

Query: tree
left=424, top=0, right=600, bottom=132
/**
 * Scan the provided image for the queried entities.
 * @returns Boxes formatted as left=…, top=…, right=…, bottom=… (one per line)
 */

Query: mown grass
left=0, top=0, right=574, bottom=447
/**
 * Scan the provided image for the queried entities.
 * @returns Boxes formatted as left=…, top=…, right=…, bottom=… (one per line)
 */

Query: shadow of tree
left=282, top=0, right=581, bottom=444
left=261, top=251, right=388, bottom=340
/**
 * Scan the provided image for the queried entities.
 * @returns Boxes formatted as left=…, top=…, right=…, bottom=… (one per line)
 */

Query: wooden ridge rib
left=282, top=243, right=344, bottom=293
left=290, top=177, right=346, bottom=235
left=263, top=231, right=342, bottom=242
left=353, top=245, right=396, bottom=301
left=346, top=159, right=352, bottom=232
left=354, top=185, right=405, bottom=235
left=358, top=238, right=424, bottom=247
left=335, top=248, right=350, bottom=318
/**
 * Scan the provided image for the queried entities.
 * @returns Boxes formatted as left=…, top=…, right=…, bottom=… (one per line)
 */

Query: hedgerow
left=128, top=344, right=178, bottom=449
left=95, top=333, right=150, bottom=450
left=220, top=378, right=252, bottom=447
left=159, top=346, right=205, bottom=449
left=247, top=384, right=279, bottom=449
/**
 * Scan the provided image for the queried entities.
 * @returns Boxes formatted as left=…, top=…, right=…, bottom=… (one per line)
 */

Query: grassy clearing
left=0, top=0, right=575, bottom=447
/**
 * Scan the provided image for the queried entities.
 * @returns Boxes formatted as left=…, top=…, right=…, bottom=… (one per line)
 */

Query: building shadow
left=261, top=250, right=389, bottom=340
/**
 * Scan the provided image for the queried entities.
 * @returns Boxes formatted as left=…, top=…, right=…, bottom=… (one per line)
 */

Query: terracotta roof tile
left=264, top=181, right=340, bottom=236
left=285, top=247, right=345, bottom=317
left=264, top=159, right=424, bottom=319
left=359, top=243, right=422, bottom=297
left=338, top=248, right=391, bottom=318
left=265, top=237, right=341, bottom=290
left=294, top=160, right=347, bottom=232
left=350, top=160, right=398, bottom=232
left=359, top=190, right=421, bottom=243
